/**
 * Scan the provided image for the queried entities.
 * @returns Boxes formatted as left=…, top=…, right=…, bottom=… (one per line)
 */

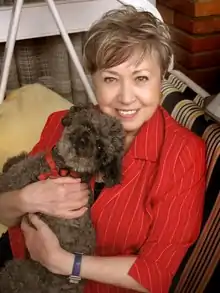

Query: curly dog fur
left=0, top=103, right=125, bottom=293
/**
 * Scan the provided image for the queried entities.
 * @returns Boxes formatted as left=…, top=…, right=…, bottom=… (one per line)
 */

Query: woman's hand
left=21, top=214, right=73, bottom=275
left=20, top=177, right=89, bottom=219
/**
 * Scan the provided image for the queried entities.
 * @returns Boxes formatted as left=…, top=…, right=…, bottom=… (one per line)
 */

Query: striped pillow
left=161, top=77, right=220, bottom=293
left=164, top=72, right=208, bottom=108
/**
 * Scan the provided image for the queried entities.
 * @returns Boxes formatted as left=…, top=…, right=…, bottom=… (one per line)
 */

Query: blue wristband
left=69, top=252, right=83, bottom=284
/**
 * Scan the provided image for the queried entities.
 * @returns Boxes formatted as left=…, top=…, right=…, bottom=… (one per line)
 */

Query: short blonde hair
left=83, top=5, right=172, bottom=76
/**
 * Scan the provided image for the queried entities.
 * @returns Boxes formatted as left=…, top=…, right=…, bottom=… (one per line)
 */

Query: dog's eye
left=97, top=142, right=102, bottom=151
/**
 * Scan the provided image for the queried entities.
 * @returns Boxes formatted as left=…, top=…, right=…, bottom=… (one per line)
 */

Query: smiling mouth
left=117, top=109, right=139, bottom=118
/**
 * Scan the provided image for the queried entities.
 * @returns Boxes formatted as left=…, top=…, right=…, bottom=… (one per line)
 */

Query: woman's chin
left=122, top=120, right=144, bottom=134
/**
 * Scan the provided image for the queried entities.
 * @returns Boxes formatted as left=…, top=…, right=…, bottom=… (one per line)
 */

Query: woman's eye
left=104, top=77, right=117, bottom=83
left=136, top=76, right=149, bottom=82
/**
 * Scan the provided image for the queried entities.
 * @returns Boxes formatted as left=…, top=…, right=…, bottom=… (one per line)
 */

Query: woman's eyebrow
left=133, top=68, right=150, bottom=74
left=102, top=70, right=119, bottom=76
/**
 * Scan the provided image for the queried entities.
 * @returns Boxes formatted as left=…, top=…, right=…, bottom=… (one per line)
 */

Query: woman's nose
left=118, top=80, right=135, bottom=104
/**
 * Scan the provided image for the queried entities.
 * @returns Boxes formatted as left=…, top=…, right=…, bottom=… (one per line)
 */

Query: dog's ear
left=61, top=109, right=72, bottom=127
left=62, top=104, right=95, bottom=127
left=61, top=105, right=82, bottom=126
left=71, top=103, right=94, bottom=113
left=71, top=103, right=86, bottom=113
left=101, top=155, right=123, bottom=187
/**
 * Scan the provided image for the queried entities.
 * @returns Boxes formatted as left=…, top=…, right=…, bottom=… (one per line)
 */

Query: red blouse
left=9, top=106, right=206, bottom=293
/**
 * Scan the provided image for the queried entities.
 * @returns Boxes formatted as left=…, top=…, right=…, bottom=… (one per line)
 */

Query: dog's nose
left=79, top=137, right=88, bottom=149
left=76, top=134, right=93, bottom=157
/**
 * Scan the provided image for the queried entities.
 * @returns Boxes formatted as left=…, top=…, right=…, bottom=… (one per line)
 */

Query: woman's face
left=92, top=51, right=162, bottom=135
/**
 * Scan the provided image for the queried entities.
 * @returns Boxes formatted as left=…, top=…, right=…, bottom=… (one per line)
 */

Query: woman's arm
left=21, top=214, right=149, bottom=292
left=59, top=251, right=148, bottom=292
left=0, top=190, right=25, bottom=227
left=0, top=178, right=89, bottom=227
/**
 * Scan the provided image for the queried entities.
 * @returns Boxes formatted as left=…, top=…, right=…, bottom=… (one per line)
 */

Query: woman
left=0, top=5, right=206, bottom=293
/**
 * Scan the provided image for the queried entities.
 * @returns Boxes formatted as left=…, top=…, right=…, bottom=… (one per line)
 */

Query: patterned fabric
left=164, top=72, right=208, bottom=109
left=0, top=33, right=89, bottom=103
left=161, top=72, right=220, bottom=293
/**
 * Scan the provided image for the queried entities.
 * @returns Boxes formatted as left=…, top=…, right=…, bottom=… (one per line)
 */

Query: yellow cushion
left=0, top=83, right=72, bottom=171
left=0, top=224, right=6, bottom=236
left=0, top=84, right=72, bottom=234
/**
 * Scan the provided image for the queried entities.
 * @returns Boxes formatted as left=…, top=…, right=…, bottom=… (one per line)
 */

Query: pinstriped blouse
left=9, top=106, right=206, bottom=293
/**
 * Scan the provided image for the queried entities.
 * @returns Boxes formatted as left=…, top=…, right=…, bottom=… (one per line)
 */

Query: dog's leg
left=2, top=152, right=28, bottom=173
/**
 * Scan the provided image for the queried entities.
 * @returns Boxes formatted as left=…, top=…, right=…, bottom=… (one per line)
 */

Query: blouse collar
left=130, top=106, right=166, bottom=162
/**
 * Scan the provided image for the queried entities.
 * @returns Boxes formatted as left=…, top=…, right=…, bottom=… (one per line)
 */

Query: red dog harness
left=9, top=151, right=79, bottom=259
left=38, top=151, right=79, bottom=180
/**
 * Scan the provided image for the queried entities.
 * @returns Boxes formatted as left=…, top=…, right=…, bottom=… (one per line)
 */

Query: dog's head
left=57, top=103, right=125, bottom=187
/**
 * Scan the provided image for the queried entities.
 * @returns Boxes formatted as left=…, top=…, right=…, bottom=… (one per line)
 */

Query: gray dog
left=0, top=103, right=125, bottom=293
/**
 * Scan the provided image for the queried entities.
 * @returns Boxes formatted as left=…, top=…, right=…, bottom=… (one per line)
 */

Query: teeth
left=118, top=110, right=137, bottom=115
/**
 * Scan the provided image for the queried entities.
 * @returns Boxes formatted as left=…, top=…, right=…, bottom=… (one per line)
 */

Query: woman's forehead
left=101, top=51, right=161, bottom=74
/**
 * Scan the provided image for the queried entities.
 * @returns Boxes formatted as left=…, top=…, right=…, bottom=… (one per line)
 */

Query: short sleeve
left=128, top=136, right=206, bottom=293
